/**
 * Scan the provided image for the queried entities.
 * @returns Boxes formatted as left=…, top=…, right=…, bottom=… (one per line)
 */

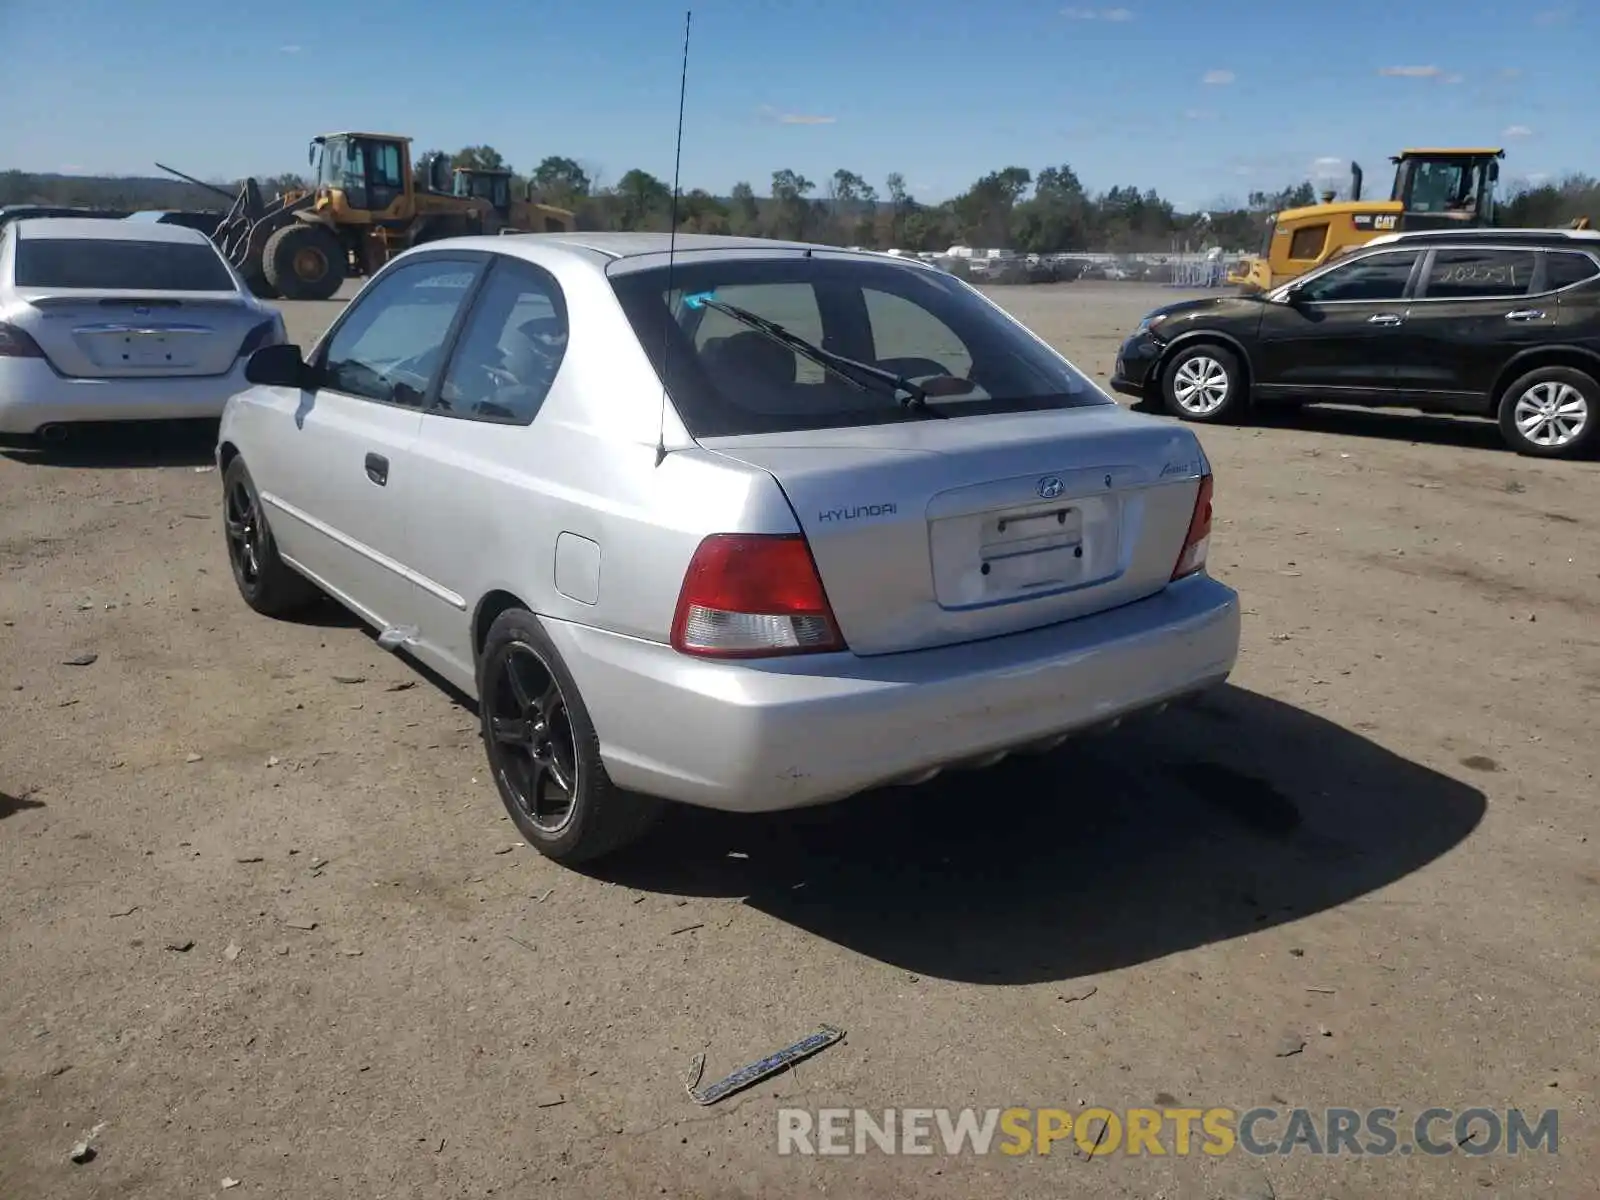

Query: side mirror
left=246, top=343, right=313, bottom=389
left=1283, top=282, right=1309, bottom=305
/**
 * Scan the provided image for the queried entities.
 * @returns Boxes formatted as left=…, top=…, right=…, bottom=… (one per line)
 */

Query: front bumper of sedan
left=545, top=573, right=1241, bottom=813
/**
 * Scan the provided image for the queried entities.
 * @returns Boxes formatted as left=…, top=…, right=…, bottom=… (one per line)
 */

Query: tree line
left=3, top=149, right=1595, bottom=255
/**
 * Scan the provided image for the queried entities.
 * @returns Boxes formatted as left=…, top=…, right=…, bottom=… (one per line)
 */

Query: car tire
left=1161, top=343, right=1246, bottom=423
left=262, top=223, right=347, bottom=302
left=222, top=456, right=320, bottom=617
left=1495, top=365, right=1599, bottom=460
left=476, top=608, right=663, bottom=864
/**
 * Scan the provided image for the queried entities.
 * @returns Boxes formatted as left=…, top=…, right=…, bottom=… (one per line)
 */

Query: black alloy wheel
left=482, top=640, right=581, bottom=836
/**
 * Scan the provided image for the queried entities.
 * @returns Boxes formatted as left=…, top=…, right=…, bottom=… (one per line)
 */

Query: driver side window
left=320, top=258, right=484, bottom=407
left=1295, top=251, right=1419, bottom=304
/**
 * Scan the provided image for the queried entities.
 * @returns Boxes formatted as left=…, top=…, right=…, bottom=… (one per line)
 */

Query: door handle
left=1505, top=309, right=1546, bottom=322
left=364, top=452, right=389, bottom=486
left=1367, top=313, right=1403, bottom=326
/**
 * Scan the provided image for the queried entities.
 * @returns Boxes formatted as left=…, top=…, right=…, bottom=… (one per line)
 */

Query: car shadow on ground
left=1127, top=396, right=1509, bottom=454
left=0, top=789, right=46, bottom=820
left=589, top=685, right=1486, bottom=984
left=0, top=420, right=220, bottom=468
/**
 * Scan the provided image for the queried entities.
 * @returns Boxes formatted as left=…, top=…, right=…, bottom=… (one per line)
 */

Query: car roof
left=405, top=231, right=941, bottom=276
left=13, top=217, right=213, bottom=245
left=1365, top=227, right=1600, bottom=249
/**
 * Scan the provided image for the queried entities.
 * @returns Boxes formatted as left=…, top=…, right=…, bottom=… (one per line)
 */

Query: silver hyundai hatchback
left=219, top=233, right=1240, bottom=862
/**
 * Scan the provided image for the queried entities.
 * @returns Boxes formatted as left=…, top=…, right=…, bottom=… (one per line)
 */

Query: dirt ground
left=2, top=280, right=1597, bottom=1200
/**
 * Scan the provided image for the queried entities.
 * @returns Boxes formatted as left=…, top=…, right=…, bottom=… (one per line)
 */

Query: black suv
left=1109, top=229, right=1600, bottom=458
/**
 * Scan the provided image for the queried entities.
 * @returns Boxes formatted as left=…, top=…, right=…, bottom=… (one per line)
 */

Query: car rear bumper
left=544, top=573, right=1241, bottom=813
left=0, top=357, right=249, bottom=435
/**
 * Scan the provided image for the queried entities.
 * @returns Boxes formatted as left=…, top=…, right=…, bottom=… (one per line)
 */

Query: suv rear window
left=609, top=255, right=1108, bottom=437
left=13, top=237, right=235, bottom=292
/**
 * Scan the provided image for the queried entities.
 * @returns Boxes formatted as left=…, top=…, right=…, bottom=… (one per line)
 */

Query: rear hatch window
left=14, top=238, right=235, bottom=292
left=609, top=254, right=1110, bottom=437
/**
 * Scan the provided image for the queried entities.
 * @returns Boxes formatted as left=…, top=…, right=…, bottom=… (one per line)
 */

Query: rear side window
left=609, top=256, right=1106, bottom=437
left=1546, top=251, right=1600, bottom=291
left=435, top=258, right=568, bottom=424
left=14, top=237, right=235, bottom=291
left=1423, top=248, right=1535, bottom=299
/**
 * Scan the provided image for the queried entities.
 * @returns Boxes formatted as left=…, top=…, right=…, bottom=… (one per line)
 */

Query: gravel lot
left=2, top=280, right=1597, bottom=1199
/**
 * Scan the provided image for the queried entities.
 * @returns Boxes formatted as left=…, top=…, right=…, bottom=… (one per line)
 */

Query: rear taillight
left=237, top=317, right=284, bottom=358
left=1171, top=473, right=1213, bottom=580
left=0, top=322, right=44, bottom=358
left=671, top=533, right=846, bottom=658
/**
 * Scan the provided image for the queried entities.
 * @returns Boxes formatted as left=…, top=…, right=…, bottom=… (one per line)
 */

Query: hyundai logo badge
left=1037, top=475, right=1065, bottom=500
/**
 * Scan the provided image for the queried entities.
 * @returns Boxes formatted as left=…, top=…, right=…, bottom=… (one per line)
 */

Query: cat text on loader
left=1227, top=148, right=1507, bottom=294
left=451, top=168, right=577, bottom=235
left=160, top=133, right=501, bottom=301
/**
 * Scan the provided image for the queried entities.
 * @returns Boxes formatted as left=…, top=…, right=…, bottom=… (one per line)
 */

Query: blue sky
left=0, top=0, right=1589, bottom=210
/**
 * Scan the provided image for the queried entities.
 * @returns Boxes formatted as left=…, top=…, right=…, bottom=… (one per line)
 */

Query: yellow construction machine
left=1228, top=148, right=1511, bottom=293
left=158, top=133, right=572, bottom=301
left=452, top=167, right=577, bottom=235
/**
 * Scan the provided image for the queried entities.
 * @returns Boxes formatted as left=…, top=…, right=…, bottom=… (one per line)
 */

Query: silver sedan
left=217, top=233, right=1241, bottom=862
left=0, top=218, right=284, bottom=440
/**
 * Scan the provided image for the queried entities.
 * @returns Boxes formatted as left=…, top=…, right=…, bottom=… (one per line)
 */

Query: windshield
left=608, top=255, right=1108, bottom=437
left=14, top=237, right=236, bottom=291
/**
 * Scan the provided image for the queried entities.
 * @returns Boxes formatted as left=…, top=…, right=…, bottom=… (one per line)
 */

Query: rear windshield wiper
left=683, top=293, right=947, bottom=417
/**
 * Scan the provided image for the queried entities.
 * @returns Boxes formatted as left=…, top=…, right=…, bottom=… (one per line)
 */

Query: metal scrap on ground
left=683, top=1024, right=845, bottom=1106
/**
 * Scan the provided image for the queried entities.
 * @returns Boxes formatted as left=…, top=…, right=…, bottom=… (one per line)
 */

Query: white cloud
left=1102, top=7, right=1135, bottom=19
left=757, top=106, right=836, bottom=126
left=1534, top=7, right=1571, bottom=24
left=1503, top=124, right=1534, bottom=138
left=279, top=44, right=302, bottom=53
left=1499, top=67, right=1522, bottom=79
left=1378, top=64, right=1441, bottom=77
left=1184, top=108, right=1217, bottom=120
left=1525, top=172, right=1551, bottom=185
left=1062, top=6, right=1135, bottom=17
left=1312, top=156, right=1345, bottom=169
left=1443, top=73, right=1464, bottom=84
left=1201, top=69, right=1235, bottom=85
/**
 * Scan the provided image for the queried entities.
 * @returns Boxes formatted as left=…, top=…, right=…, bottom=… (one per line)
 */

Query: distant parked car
left=0, top=218, right=285, bottom=441
left=216, top=232, right=1240, bottom=863
left=1110, top=228, right=1600, bottom=459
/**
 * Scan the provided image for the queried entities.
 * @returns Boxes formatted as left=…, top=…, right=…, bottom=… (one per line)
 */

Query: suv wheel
left=1496, top=366, right=1599, bottom=459
left=1162, top=344, right=1245, bottom=423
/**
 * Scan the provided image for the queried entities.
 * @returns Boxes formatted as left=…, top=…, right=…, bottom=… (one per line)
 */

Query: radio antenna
left=654, top=9, right=693, bottom=468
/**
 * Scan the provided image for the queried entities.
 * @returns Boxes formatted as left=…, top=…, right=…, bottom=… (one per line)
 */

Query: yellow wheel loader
left=1227, top=148, right=1516, bottom=293
left=451, top=167, right=577, bottom=235
left=158, top=133, right=561, bottom=301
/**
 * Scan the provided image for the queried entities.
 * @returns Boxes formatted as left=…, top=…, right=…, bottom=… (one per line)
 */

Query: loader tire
left=263, top=223, right=346, bottom=301
left=243, top=268, right=280, bottom=301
